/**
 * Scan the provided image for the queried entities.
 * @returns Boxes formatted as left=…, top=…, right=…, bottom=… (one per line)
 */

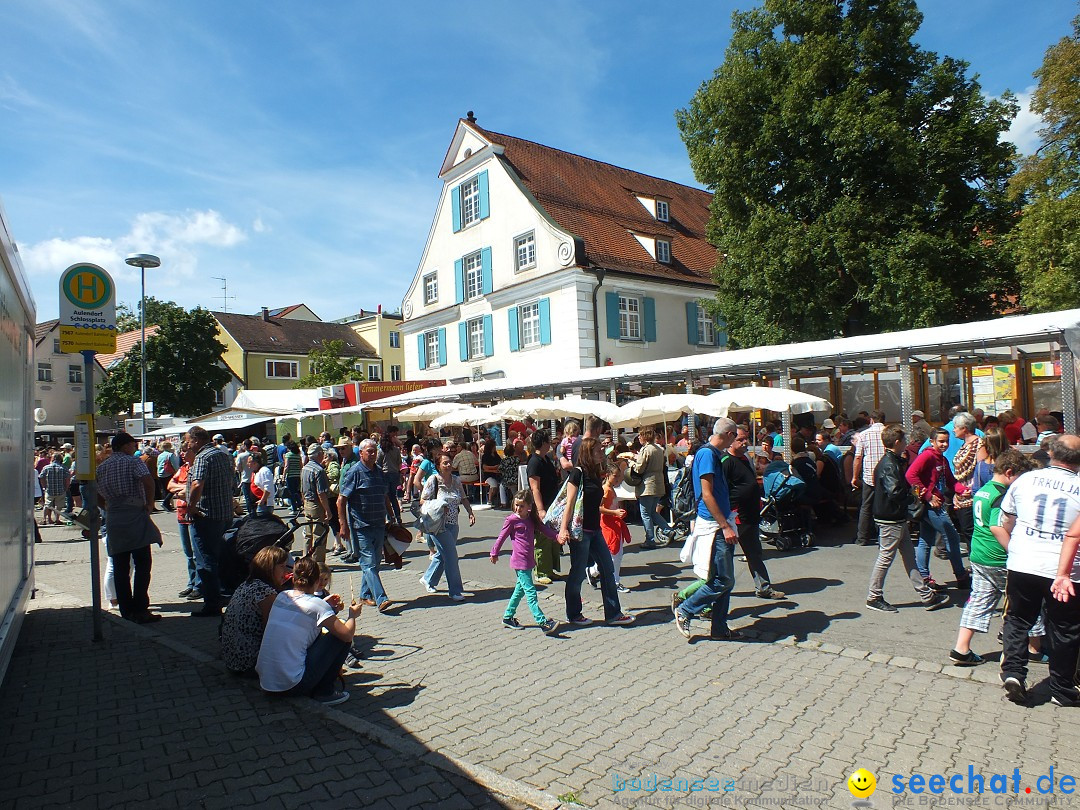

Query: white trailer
left=0, top=196, right=36, bottom=684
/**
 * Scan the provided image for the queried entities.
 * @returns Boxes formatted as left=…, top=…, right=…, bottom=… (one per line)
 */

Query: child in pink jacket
left=490, top=490, right=560, bottom=635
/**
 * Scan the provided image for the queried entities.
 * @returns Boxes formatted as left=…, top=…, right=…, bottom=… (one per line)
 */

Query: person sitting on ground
left=255, top=557, right=360, bottom=706
left=221, top=546, right=290, bottom=676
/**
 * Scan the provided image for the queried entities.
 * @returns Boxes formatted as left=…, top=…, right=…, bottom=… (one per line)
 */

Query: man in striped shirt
left=851, top=410, right=887, bottom=546
left=39, top=452, right=70, bottom=526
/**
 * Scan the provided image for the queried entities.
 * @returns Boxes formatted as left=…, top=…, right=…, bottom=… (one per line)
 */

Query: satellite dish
left=34, top=408, right=47, bottom=424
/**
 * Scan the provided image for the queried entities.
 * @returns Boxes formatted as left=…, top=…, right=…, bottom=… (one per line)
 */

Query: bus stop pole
left=81, top=349, right=103, bottom=642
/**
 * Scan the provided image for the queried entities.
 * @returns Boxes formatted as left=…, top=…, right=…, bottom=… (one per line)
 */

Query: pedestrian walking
left=490, top=490, right=560, bottom=634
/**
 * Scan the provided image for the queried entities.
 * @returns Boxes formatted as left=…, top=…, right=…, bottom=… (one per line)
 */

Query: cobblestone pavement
left=19, top=506, right=1080, bottom=809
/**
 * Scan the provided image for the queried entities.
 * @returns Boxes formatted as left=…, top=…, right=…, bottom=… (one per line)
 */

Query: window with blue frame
left=507, top=298, right=551, bottom=352
left=451, top=170, right=490, bottom=232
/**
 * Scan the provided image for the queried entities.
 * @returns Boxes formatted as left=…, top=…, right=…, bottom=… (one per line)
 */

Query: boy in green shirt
left=950, top=450, right=1039, bottom=665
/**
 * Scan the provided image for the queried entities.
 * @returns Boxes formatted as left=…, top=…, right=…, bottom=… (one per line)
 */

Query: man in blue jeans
left=675, top=417, right=742, bottom=642
left=338, top=438, right=397, bottom=613
left=185, top=425, right=237, bottom=617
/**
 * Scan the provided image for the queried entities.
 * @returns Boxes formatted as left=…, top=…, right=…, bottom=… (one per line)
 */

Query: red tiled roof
left=472, top=124, right=717, bottom=286
left=212, top=312, right=378, bottom=358
left=35, top=320, right=59, bottom=345
left=96, top=326, right=162, bottom=369
left=266, top=304, right=307, bottom=318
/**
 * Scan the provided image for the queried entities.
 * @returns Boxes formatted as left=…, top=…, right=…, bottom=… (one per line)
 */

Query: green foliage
left=1010, top=14, right=1080, bottom=312
left=96, top=307, right=232, bottom=418
left=294, top=339, right=361, bottom=389
left=677, top=0, right=1020, bottom=347
left=116, top=296, right=183, bottom=333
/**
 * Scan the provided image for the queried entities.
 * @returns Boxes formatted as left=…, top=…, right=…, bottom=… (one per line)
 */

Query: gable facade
left=400, top=120, right=725, bottom=384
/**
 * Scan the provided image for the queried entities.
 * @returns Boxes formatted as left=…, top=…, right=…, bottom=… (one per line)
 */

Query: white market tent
left=271, top=309, right=1080, bottom=436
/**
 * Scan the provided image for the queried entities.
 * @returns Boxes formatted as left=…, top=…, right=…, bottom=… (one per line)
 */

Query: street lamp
left=125, top=253, right=161, bottom=435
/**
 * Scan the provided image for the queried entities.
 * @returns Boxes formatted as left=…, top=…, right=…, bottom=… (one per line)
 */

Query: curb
left=32, top=587, right=566, bottom=810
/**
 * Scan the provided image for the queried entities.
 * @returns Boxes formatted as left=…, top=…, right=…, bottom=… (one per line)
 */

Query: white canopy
left=429, top=406, right=501, bottom=429
left=704, top=387, right=832, bottom=416
left=396, top=401, right=470, bottom=421
left=610, top=393, right=719, bottom=428
left=487, top=397, right=623, bottom=423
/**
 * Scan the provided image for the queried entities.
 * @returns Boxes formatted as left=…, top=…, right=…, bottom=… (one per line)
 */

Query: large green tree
left=97, top=305, right=232, bottom=417
left=293, top=340, right=361, bottom=389
left=1009, top=13, right=1080, bottom=312
left=677, top=0, right=1020, bottom=347
left=115, top=295, right=182, bottom=333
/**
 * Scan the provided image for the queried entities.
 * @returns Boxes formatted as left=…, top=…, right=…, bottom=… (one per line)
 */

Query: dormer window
left=656, top=200, right=669, bottom=222
left=656, top=239, right=671, bottom=264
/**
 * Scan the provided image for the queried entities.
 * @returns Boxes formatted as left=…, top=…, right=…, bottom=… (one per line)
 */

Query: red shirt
left=1003, top=419, right=1025, bottom=445
left=172, top=464, right=192, bottom=525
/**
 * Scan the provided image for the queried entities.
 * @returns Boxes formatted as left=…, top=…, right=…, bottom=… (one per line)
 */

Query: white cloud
left=1003, top=87, right=1044, bottom=155
left=252, top=217, right=267, bottom=233
left=20, top=209, right=247, bottom=303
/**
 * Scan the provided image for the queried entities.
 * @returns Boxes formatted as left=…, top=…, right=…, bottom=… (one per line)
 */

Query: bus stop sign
left=59, top=263, right=117, bottom=353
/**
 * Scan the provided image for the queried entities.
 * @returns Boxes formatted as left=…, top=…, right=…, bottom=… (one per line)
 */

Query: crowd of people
left=31, top=400, right=1080, bottom=708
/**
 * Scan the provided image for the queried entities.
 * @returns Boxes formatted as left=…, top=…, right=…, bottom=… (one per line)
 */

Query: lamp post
left=125, top=253, right=161, bottom=435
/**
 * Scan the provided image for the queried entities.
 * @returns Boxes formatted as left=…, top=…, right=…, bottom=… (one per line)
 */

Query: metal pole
left=83, top=349, right=103, bottom=642
left=140, top=266, right=147, bottom=436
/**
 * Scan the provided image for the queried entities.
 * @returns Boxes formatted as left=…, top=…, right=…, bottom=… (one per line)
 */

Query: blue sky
left=2, top=0, right=1074, bottom=323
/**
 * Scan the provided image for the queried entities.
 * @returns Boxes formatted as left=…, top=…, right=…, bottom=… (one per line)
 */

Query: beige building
left=33, top=320, right=111, bottom=440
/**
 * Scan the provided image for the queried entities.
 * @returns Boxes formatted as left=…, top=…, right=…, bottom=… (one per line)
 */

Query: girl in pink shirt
left=490, top=490, right=560, bottom=635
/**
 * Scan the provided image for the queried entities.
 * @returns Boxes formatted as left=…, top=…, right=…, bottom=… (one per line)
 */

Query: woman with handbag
left=419, top=451, right=476, bottom=600
left=556, top=438, right=634, bottom=626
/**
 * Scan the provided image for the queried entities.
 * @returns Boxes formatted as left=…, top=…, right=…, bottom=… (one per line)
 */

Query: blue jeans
left=353, top=522, right=388, bottom=606
left=638, top=494, right=671, bottom=544
left=385, top=472, right=403, bottom=523
left=281, top=632, right=350, bottom=698
left=424, top=522, right=463, bottom=597
left=565, top=528, right=622, bottom=622
left=916, top=507, right=965, bottom=580
left=190, top=516, right=230, bottom=609
left=177, top=522, right=198, bottom=589
left=680, top=526, right=737, bottom=636
left=242, top=484, right=257, bottom=515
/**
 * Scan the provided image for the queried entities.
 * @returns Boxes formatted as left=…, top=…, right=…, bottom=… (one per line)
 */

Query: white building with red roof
left=400, top=116, right=725, bottom=384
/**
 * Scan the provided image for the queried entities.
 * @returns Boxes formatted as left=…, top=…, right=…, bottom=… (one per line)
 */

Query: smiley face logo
left=847, top=769, right=876, bottom=798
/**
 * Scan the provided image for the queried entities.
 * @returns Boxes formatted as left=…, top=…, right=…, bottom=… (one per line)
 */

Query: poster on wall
left=1030, top=360, right=1061, bottom=378
left=971, top=364, right=1017, bottom=416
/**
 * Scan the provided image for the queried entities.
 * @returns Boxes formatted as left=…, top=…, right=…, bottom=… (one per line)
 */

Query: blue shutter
left=605, top=291, right=621, bottom=339
left=508, top=307, right=520, bottom=352
left=458, top=321, right=469, bottom=361
left=477, top=170, right=490, bottom=220
left=454, top=258, right=464, bottom=304
left=451, top=185, right=462, bottom=232
left=437, top=328, right=447, bottom=366
left=538, top=298, right=552, bottom=346
left=716, top=315, right=728, bottom=348
left=480, top=247, right=492, bottom=295
left=482, top=314, right=493, bottom=357
left=643, top=297, right=657, bottom=342
left=686, top=301, right=699, bottom=345
left=417, top=333, right=427, bottom=370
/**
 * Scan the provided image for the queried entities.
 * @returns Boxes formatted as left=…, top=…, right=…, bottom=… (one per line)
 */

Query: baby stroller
left=759, top=461, right=814, bottom=551
left=664, top=466, right=697, bottom=543
left=220, top=513, right=310, bottom=593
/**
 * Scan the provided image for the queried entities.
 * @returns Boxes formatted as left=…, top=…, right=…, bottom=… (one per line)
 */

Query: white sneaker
left=450, top=593, right=471, bottom=602
left=419, top=574, right=436, bottom=594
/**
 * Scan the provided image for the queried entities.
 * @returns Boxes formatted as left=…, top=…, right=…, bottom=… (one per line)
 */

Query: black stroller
left=759, top=461, right=815, bottom=551
left=219, top=513, right=317, bottom=593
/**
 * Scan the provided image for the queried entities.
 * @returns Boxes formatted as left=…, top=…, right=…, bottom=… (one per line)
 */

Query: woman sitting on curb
left=221, top=546, right=289, bottom=676
left=256, top=557, right=361, bottom=706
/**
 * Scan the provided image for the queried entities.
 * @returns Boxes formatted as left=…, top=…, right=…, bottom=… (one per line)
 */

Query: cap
left=912, top=410, right=925, bottom=418
left=61, top=442, right=74, bottom=450
left=111, top=432, right=137, bottom=451
left=213, top=434, right=225, bottom=441
left=822, top=419, right=836, bottom=429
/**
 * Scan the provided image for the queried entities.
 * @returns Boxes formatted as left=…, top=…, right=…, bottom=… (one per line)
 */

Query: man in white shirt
left=998, top=434, right=1080, bottom=706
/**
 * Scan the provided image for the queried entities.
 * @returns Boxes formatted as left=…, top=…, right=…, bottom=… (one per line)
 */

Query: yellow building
left=334, top=308, right=406, bottom=383
left=213, top=307, right=379, bottom=390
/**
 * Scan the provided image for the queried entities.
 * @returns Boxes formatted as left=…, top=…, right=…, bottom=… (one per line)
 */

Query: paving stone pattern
left=19, top=508, right=1080, bottom=809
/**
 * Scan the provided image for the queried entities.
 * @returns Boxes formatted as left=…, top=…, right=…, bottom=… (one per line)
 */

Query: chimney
left=261, top=307, right=270, bottom=322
